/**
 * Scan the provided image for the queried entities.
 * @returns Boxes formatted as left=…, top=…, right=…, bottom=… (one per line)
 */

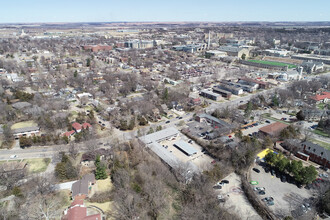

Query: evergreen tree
left=163, top=88, right=168, bottom=101
left=95, top=155, right=107, bottom=180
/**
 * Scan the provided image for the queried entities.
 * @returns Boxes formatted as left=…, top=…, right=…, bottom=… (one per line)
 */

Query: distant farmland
left=247, top=60, right=297, bottom=69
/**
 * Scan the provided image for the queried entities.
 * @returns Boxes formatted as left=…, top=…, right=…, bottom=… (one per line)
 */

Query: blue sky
left=1, top=0, right=329, bottom=23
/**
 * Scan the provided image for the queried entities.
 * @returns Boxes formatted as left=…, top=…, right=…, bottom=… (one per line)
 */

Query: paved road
left=206, top=71, right=330, bottom=113
left=1, top=72, right=329, bottom=162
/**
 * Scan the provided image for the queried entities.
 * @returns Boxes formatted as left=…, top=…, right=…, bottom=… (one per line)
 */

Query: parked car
left=305, top=184, right=312, bottom=190
left=319, top=173, right=329, bottom=178
left=275, top=171, right=281, bottom=178
left=265, top=120, right=271, bottom=123
left=258, top=190, right=266, bottom=195
left=262, top=197, right=274, bottom=202
left=213, top=185, right=222, bottom=189
left=320, top=166, right=328, bottom=171
left=310, top=125, right=318, bottom=129
left=270, top=169, right=275, bottom=176
left=254, top=187, right=265, bottom=191
left=10, top=155, right=18, bottom=159
left=280, top=175, right=287, bottom=183
left=253, top=168, right=260, bottom=173
left=217, top=195, right=226, bottom=202
left=221, top=180, right=229, bottom=184
left=216, top=182, right=225, bottom=187
left=267, top=201, right=274, bottom=206
left=166, top=120, right=170, bottom=123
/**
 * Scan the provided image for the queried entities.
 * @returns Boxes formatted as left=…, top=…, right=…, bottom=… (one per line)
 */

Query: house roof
left=62, top=200, right=101, bottom=220
left=82, top=122, right=92, bottom=129
left=239, top=77, right=269, bottom=86
left=71, top=174, right=96, bottom=198
left=71, top=180, right=89, bottom=198
left=82, top=173, right=95, bottom=183
left=72, top=122, right=82, bottom=131
left=302, top=141, right=330, bottom=161
left=12, top=126, right=39, bottom=134
left=219, top=46, right=245, bottom=53
left=198, top=113, right=231, bottom=128
left=259, top=122, right=289, bottom=136
left=12, top=102, right=32, bottom=110
left=63, top=130, right=75, bottom=137
left=310, top=92, right=330, bottom=101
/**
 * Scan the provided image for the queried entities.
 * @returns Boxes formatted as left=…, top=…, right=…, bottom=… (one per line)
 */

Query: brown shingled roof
left=259, top=122, right=289, bottom=136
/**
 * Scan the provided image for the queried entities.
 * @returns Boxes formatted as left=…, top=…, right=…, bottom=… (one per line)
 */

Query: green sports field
left=247, top=60, right=297, bottom=69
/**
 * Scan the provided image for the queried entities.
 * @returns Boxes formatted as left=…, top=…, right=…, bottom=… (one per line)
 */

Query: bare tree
left=69, top=142, right=79, bottom=159
left=24, top=195, right=62, bottom=220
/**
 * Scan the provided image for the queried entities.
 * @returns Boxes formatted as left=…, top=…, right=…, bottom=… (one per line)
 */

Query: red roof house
left=309, top=91, right=330, bottom=103
left=62, top=199, right=101, bottom=220
left=63, top=130, right=75, bottom=138
left=72, top=122, right=92, bottom=133
left=72, top=123, right=82, bottom=133
left=82, top=122, right=92, bottom=130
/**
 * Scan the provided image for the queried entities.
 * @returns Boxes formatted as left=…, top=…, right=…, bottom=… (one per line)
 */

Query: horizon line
left=0, top=20, right=330, bottom=25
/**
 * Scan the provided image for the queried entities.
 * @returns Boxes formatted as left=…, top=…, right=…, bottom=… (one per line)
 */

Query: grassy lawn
left=84, top=105, right=94, bottom=111
left=70, top=110, right=78, bottom=116
left=310, top=139, right=330, bottom=150
left=96, top=177, right=112, bottom=192
left=262, top=114, right=291, bottom=125
left=23, top=158, right=51, bottom=174
left=11, top=120, right=37, bottom=130
left=58, top=190, right=71, bottom=207
left=317, top=103, right=326, bottom=110
left=247, top=60, right=297, bottom=69
left=313, top=129, right=330, bottom=138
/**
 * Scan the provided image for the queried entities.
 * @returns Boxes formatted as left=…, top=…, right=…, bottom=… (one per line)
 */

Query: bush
left=12, top=186, right=23, bottom=197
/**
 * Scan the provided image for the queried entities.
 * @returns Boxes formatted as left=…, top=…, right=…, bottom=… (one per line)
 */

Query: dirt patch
left=216, top=172, right=263, bottom=220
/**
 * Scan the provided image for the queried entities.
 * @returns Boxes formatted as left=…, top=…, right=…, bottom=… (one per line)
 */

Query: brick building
left=302, top=141, right=330, bottom=169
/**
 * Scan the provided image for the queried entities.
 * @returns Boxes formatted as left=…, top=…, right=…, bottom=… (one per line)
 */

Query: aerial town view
left=0, top=1, right=329, bottom=220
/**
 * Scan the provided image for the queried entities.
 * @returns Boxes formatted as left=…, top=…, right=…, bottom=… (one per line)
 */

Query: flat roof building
left=173, top=140, right=198, bottom=156
left=142, top=127, right=179, bottom=144
left=212, top=87, right=232, bottom=99
left=200, top=89, right=222, bottom=101
left=139, top=128, right=199, bottom=176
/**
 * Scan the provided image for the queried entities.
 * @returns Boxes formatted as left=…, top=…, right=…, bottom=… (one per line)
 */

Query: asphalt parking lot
left=215, top=173, right=262, bottom=220
left=241, top=122, right=266, bottom=136
left=186, top=121, right=213, bottom=138
left=250, top=162, right=313, bottom=218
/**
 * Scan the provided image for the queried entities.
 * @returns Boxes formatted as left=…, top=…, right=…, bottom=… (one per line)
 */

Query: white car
left=10, top=155, right=18, bottom=159
left=254, top=187, right=265, bottom=191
